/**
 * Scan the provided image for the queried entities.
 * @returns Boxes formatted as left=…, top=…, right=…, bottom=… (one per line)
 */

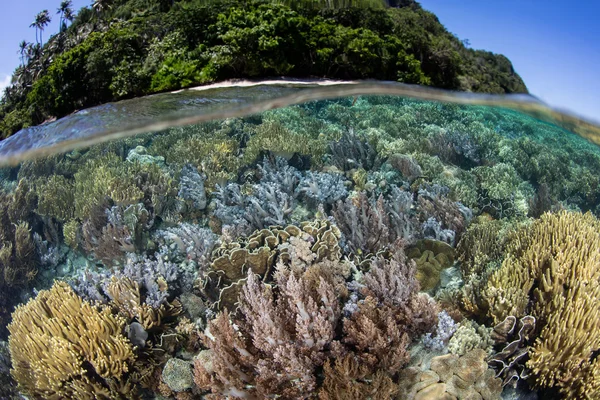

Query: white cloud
left=0, top=74, right=11, bottom=98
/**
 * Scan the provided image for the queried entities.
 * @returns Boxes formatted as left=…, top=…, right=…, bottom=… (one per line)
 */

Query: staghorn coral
left=296, top=170, right=348, bottom=206
left=154, top=222, right=217, bottom=266
left=332, top=190, right=416, bottom=257
left=177, top=164, right=207, bottom=213
left=327, top=128, right=381, bottom=172
left=8, top=281, right=137, bottom=399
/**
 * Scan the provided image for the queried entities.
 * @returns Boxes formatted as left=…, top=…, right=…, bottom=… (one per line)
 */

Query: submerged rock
left=162, top=358, right=194, bottom=392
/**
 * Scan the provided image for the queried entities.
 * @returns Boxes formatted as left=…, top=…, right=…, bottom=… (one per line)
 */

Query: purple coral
left=296, top=171, right=347, bottom=206
left=71, top=253, right=184, bottom=308
left=154, top=222, right=217, bottom=267
left=328, top=128, right=380, bottom=171
left=178, top=164, right=207, bottom=211
left=422, top=310, right=458, bottom=351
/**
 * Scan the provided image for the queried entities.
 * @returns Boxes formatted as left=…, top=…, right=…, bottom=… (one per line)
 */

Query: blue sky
left=418, top=0, right=600, bottom=123
left=0, top=0, right=598, bottom=123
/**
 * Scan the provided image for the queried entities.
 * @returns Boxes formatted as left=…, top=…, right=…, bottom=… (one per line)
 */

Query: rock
left=162, top=358, right=193, bottom=392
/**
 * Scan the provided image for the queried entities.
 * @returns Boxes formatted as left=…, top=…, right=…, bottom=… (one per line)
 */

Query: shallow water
left=0, top=82, right=599, bottom=399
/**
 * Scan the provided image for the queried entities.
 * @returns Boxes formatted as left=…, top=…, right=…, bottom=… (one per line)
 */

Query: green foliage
left=0, top=0, right=528, bottom=138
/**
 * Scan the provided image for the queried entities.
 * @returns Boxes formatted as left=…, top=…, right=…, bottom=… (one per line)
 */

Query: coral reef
left=5, top=88, right=600, bottom=400
left=398, top=348, right=503, bottom=400
left=472, top=211, right=600, bottom=398
left=8, top=282, right=136, bottom=399
left=193, top=246, right=437, bottom=398
left=407, top=239, right=455, bottom=292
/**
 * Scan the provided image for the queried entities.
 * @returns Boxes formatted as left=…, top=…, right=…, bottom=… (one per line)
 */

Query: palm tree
left=64, top=6, right=75, bottom=26
left=17, top=40, right=29, bottom=66
left=92, top=0, right=113, bottom=16
left=30, top=10, right=52, bottom=45
left=57, top=0, right=74, bottom=32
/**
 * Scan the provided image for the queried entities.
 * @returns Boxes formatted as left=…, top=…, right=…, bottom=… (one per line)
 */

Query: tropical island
left=0, top=0, right=527, bottom=138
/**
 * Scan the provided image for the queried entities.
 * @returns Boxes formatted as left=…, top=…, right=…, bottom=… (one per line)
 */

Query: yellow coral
left=243, top=121, right=326, bottom=164
left=35, top=175, right=75, bottom=221
left=165, top=133, right=241, bottom=190
left=63, top=218, right=81, bottom=249
left=8, top=281, right=136, bottom=399
left=482, top=211, right=600, bottom=398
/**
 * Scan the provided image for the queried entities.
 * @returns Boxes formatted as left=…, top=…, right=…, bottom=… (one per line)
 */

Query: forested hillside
left=0, top=0, right=528, bottom=138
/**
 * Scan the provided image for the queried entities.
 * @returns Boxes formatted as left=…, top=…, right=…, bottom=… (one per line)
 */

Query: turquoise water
left=0, top=84, right=599, bottom=399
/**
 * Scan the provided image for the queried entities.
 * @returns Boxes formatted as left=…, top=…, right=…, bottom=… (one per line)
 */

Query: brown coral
left=107, top=276, right=182, bottom=331
left=8, top=281, right=137, bottom=399
left=201, top=220, right=342, bottom=310
left=194, top=245, right=438, bottom=399
left=398, top=349, right=502, bottom=400
left=408, top=239, right=455, bottom=292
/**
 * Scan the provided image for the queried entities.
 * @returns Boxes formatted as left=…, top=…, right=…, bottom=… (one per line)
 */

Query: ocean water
left=0, top=82, right=599, bottom=399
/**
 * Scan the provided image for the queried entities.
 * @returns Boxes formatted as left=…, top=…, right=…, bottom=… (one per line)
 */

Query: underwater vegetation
left=1, top=96, right=600, bottom=399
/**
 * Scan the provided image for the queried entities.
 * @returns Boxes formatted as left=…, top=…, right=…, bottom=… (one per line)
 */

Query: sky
left=0, top=0, right=598, bottom=123
left=418, top=0, right=600, bottom=123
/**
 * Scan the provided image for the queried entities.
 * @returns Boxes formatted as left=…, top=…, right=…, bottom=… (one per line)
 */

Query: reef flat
left=0, top=95, right=599, bottom=399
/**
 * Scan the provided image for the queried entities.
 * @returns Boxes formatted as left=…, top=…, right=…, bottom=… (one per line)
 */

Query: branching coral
left=74, top=153, right=176, bottom=221
left=332, top=190, right=416, bottom=257
left=194, top=246, right=437, bottom=398
left=8, top=281, right=136, bottom=399
left=327, top=128, right=381, bottom=172
left=34, top=174, right=75, bottom=222
left=244, top=120, right=327, bottom=164
left=472, top=211, right=600, bottom=398
left=154, top=223, right=217, bottom=266
left=159, top=130, right=242, bottom=190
